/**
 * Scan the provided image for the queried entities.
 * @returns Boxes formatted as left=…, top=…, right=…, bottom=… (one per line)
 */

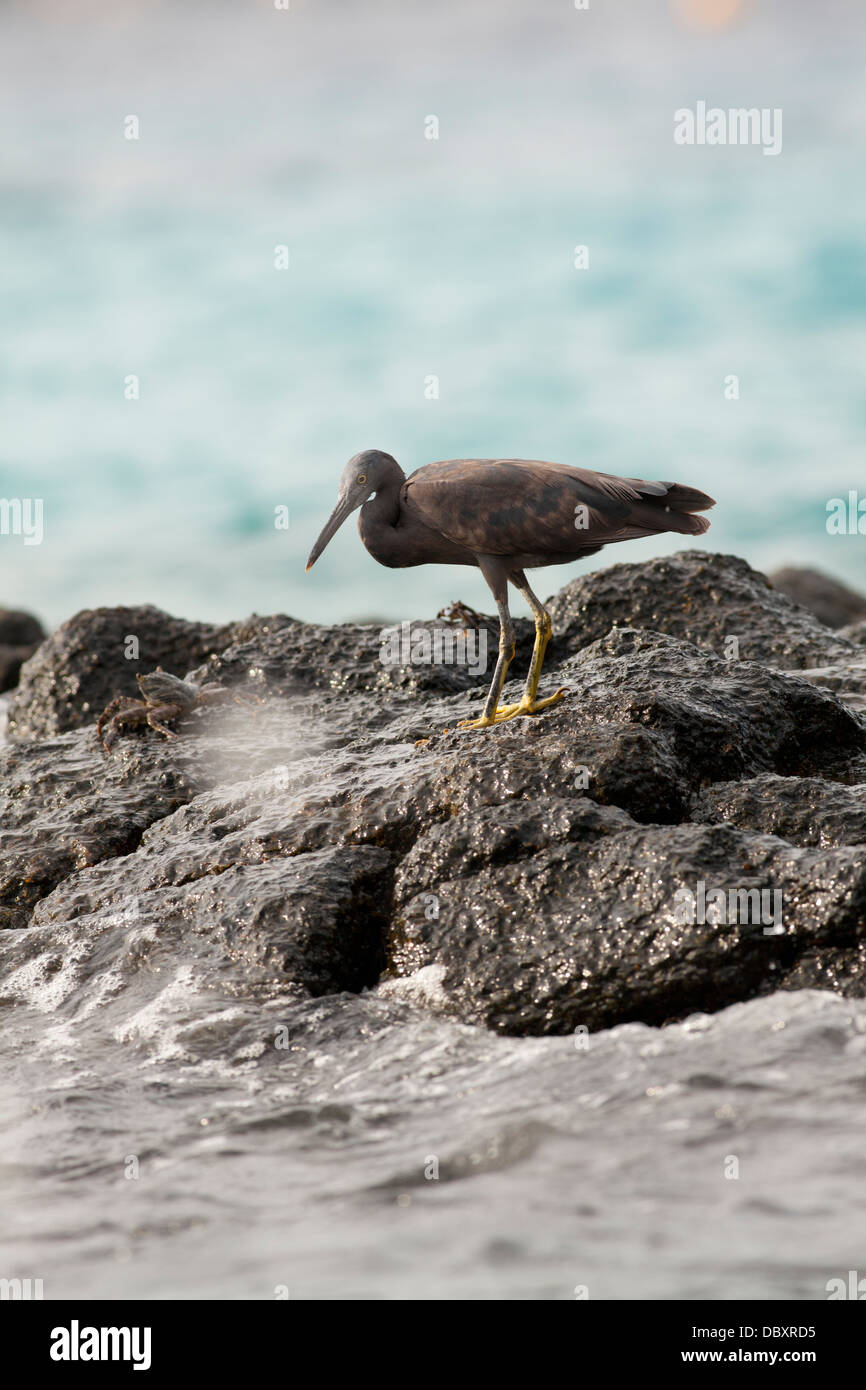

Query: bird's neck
left=358, top=475, right=405, bottom=567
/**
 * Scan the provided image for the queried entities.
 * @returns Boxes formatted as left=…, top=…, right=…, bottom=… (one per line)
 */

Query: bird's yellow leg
left=458, top=571, right=567, bottom=730
left=459, top=618, right=567, bottom=728
left=458, top=639, right=515, bottom=728
left=483, top=613, right=568, bottom=722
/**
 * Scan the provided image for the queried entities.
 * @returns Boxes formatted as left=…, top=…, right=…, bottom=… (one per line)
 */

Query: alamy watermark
left=674, top=101, right=782, bottom=157
left=0, top=497, right=43, bottom=545
left=673, top=879, right=784, bottom=935
left=50, top=1321, right=151, bottom=1371
left=826, top=491, right=866, bottom=535
left=0, top=1277, right=43, bottom=1299
left=826, top=1270, right=866, bottom=1300
left=379, top=621, right=487, bottom=677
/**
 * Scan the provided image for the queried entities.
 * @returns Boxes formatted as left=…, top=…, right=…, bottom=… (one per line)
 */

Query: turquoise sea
left=2, top=0, right=865, bottom=630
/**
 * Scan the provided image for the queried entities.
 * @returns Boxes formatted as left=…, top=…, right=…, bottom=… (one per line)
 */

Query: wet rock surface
left=187, top=612, right=536, bottom=699
left=2, top=551, right=866, bottom=1036
left=7, top=604, right=538, bottom=739
left=5, top=605, right=296, bottom=740
left=693, top=774, right=866, bottom=849
left=0, top=731, right=199, bottom=931
left=841, top=619, right=866, bottom=646
left=794, top=655, right=866, bottom=715
left=548, top=550, right=859, bottom=668
left=390, top=805, right=866, bottom=1031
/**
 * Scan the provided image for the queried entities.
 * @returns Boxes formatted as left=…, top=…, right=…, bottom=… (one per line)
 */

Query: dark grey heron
left=306, top=451, right=714, bottom=727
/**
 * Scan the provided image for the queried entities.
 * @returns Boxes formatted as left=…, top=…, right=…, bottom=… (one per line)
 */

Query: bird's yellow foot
left=458, top=688, right=568, bottom=728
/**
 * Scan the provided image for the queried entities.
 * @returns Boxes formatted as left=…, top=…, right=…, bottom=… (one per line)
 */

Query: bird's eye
left=357, top=474, right=367, bottom=484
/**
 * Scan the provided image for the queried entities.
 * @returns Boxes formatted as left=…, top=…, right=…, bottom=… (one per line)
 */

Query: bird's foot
left=459, top=688, right=568, bottom=728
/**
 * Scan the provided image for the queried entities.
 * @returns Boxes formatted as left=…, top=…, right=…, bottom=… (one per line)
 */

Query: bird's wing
left=402, top=458, right=702, bottom=557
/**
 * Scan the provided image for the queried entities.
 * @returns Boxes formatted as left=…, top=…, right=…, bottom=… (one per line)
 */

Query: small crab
left=97, top=668, right=250, bottom=753
left=436, top=600, right=486, bottom=628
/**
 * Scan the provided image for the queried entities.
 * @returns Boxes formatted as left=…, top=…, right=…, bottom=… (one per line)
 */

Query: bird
left=306, top=450, right=715, bottom=729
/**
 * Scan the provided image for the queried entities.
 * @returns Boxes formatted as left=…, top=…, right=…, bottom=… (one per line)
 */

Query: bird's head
left=305, top=450, right=397, bottom=571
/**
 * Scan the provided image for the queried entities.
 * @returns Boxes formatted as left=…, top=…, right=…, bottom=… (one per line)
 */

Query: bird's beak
left=305, top=495, right=355, bottom=571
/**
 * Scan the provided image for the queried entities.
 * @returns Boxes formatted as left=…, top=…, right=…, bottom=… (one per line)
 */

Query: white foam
left=375, top=964, right=449, bottom=1009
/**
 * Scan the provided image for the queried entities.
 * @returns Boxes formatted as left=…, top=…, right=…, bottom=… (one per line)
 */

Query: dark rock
left=380, top=626, right=866, bottom=830
left=0, top=645, right=38, bottom=693
left=3, top=551, right=866, bottom=1038
left=793, top=657, right=866, bottom=715
left=0, top=729, right=200, bottom=930
left=389, top=803, right=866, bottom=1033
left=187, top=614, right=534, bottom=698
left=6, top=606, right=295, bottom=741
left=768, top=566, right=866, bottom=629
left=7, top=604, right=533, bottom=740
left=0, top=608, right=46, bottom=692
left=774, top=943, right=866, bottom=995
left=0, top=608, right=45, bottom=647
left=31, top=844, right=392, bottom=999
left=0, top=690, right=382, bottom=931
left=694, top=775, right=866, bottom=849
left=547, top=551, right=857, bottom=669
left=555, top=627, right=865, bottom=782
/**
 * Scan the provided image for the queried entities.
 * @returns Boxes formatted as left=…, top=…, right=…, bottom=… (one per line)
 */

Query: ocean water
left=2, top=0, right=865, bottom=632
left=2, top=896, right=866, bottom=1301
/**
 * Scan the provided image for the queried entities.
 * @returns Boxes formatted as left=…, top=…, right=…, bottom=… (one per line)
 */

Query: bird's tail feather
left=663, top=509, right=711, bottom=536
left=636, top=480, right=715, bottom=537
left=660, top=483, right=716, bottom=514
left=617, top=488, right=714, bottom=540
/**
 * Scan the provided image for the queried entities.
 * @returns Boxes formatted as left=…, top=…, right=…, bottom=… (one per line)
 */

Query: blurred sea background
left=2, top=0, right=865, bottom=630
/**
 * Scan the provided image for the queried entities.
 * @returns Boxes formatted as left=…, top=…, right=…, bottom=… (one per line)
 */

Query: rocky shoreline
left=3, top=550, right=866, bottom=1037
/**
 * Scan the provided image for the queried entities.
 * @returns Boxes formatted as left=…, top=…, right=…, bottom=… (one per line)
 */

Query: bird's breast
left=358, top=506, right=475, bottom=570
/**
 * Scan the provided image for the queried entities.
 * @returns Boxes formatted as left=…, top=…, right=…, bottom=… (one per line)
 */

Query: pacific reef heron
left=306, top=451, right=715, bottom=728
